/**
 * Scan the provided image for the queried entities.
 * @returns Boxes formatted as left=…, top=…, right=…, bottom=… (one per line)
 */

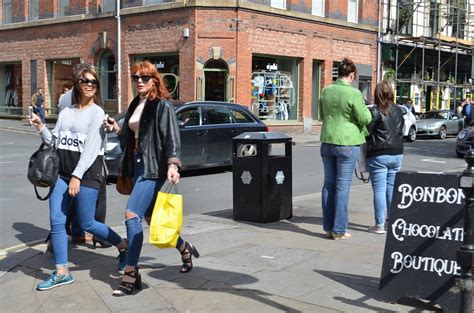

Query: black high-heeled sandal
left=92, top=236, right=113, bottom=249
left=179, top=242, right=200, bottom=273
left=112, top=267, right=142, bottom=297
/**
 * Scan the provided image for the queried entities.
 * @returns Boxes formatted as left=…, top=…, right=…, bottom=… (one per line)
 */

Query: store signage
left=378, top=172, right=463, bottom=312
left=266, top=63, right=278, bottom=71
left=155, top=61, right=165, bottom=69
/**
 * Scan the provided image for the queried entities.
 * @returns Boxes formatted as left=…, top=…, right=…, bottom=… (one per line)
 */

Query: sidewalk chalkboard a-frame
left=378, top=172, right=464, bottom=312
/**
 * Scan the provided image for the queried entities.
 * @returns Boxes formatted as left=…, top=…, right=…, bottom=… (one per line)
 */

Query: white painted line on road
left=420, top=158, right=447, bottom=164
left=0, top=161, right=16, bottom=164
left=260, top=255, right=275, bottom=259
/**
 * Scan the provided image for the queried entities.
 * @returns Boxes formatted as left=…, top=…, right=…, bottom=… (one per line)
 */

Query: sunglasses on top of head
left=131, top=75, right=152, bottom=83
left=79, top=78, right=98, bottom=86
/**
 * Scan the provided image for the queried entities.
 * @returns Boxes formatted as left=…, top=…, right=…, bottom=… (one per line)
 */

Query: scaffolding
left=381, top=0, right=474, bottom=112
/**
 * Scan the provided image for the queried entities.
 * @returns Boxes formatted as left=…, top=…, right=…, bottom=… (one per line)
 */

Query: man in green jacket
left=319, top=58, right=372, bottom=240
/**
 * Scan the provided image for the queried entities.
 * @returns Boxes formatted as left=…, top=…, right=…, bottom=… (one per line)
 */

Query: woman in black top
left=365, top=81, right=404, bottom=234
left=105, top=61, right=199, bottom=296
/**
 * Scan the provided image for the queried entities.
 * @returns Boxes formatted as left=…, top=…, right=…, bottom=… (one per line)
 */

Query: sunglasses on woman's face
left=131, top=75, right=152, bottom=84
left=79, top=78, right=98, bottom=86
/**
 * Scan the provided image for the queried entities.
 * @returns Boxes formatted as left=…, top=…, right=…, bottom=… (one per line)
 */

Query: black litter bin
left=232, top=132, right=292, bottom=223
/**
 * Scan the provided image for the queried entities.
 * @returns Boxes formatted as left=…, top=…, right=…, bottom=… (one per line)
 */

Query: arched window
left=98, top=50, right=116, bottom=100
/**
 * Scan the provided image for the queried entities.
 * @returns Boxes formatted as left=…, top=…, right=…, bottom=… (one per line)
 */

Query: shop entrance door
left=203, top=59, right=229, bottom=102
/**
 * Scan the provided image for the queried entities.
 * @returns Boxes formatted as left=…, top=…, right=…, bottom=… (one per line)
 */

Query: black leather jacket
left=119, top=96, right=181, bottom=179
left=366, top=103, right=404, bottom=158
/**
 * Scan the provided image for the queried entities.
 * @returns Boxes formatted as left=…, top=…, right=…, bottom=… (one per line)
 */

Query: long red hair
left=131, top=61, right=170, bottom=100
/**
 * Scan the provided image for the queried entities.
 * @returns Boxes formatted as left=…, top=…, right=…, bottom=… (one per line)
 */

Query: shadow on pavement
left=147, top=267, right=302, bottom=312
left=315, top=269, right=442, bottom=312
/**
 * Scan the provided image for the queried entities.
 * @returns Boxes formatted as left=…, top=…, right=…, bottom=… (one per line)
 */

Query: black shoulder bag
left=27, top=140, right=59, bottom=201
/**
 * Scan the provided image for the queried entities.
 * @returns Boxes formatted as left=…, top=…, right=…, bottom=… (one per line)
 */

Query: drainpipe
left=116, top=0, right=122, bottom=113
left=377, top=0, right=382, bottom=83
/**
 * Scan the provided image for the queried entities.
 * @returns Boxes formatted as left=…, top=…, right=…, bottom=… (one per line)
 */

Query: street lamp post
left=457, top=150, right=474, bottom=313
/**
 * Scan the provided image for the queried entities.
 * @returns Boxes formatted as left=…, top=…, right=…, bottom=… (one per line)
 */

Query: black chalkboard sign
left=379, top=172, right=464, bottom=312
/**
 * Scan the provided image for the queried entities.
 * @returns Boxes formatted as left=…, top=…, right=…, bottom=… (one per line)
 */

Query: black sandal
left=112, top=267, right=142, bottom=296
left=179, top=242, right=200, bottom=273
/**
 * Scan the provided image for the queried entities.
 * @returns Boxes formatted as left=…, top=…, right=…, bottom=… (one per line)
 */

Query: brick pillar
left=40, top=0, right=55, bottom=19
left=359, top=0, right=378, bottom=25
left=299, top=57, right=313, bottom=119
left=326, top=0, right=347, bottom=21
left=235, top=31, right=252, bottom=107
left=70, top=0, right=87, bottom=15
left=11, top=0, right=26, bottom=23
left=288, top=0, right=311, bottom=14
left=22, top=60, right=31, bottom=115
left=179, top=25, right=196, bottom=102
left=321, top=60, right=333, bottom=88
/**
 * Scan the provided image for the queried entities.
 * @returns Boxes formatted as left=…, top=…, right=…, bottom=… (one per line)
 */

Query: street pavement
left=0, top=119, right=439, bottom=312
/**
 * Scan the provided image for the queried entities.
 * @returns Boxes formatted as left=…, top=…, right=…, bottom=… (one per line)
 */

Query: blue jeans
left=125, top=154, right=184, bottom=266
left=367, top=154, right=403, bottom=225
left=36, top=107, right=45, bottom=123
left=49, top=177, right=122, bottom=266
left=321, top=143, right=359, bottom=234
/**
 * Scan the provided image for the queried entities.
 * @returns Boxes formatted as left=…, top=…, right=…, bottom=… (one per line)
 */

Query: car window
left=206, top=106, right=231, bottom=125
left=177, top=107, right=201, bottom=126
left=399, top=106, right=407, bottom=115
left=230, top=108, right=255, bottom=123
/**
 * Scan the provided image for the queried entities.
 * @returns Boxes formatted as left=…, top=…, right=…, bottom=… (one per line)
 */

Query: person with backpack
left=29, top=65, right=128, bottom=291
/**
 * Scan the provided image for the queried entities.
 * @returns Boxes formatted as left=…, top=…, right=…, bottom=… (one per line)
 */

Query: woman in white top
left=29, top=66, right=127, bottom=291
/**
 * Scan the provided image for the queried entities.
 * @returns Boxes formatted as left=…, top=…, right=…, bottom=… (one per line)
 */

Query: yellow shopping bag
left=149, top=184, right=183, bottom=248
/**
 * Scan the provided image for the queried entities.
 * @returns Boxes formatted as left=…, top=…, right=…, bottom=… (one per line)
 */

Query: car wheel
left=438, top=126, right=447, bottom=139
left=406, top=126, right=416, bottom=142
left=456, top=152, right=464, bottom=158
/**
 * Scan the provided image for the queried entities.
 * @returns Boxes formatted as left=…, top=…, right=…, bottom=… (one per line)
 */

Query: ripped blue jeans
left=125, top=154, right=184, bottom=266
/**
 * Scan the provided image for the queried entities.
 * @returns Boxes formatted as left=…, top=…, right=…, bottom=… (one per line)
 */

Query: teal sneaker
left=37, top=270, right=74, bottom=291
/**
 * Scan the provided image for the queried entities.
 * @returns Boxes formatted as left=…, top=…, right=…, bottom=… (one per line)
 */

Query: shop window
left=101, top=0, right=115, bottom=13
left=132, top=54, right=180, bottom=99
left=46, top=58, right=80, bottom=114
left=312, top=0, right=324, bottom=17
left=348, top=0, right=358, bottom=23
left=0, top=63, right=22, bottom=115
left=251, top=56, right=298, bottom=121
left=2, top=0, right=12, bottom=24
left=29, top=0, right=39, bottom=21
left=58, top=0, right=70, bottom=17
left=271, top=0, right=286, bottom=10
left=98, top=50, right=117, bottom=101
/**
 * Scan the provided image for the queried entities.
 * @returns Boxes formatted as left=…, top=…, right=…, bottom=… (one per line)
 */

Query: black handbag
left=27, top=141, right=59, bottom=200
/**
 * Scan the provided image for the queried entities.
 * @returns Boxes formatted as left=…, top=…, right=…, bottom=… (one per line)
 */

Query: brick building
left=0, top=0, right=379, bottom=132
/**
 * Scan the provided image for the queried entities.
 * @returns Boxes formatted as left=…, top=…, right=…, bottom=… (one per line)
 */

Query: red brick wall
left=11, top=0, right=26, bottom=23
left=327, top=0, right=347, bottom=21
left=39, top=0, right=55, bottom=19
left=0, top=3, right=377, bottom=126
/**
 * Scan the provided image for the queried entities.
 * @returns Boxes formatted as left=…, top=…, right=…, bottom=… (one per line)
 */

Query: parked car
left=398, top=104, right=417, bottom=142
left=105, top=101, right=268, bottom=180
left=366, top=104, right=417, bottom=142
left=416, top=110, right=463, bottom=139
left=456, top=127, right=474, bottom=158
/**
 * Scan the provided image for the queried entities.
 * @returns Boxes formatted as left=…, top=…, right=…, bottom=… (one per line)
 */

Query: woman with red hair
left=105, top=61, right=199, bottom=296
